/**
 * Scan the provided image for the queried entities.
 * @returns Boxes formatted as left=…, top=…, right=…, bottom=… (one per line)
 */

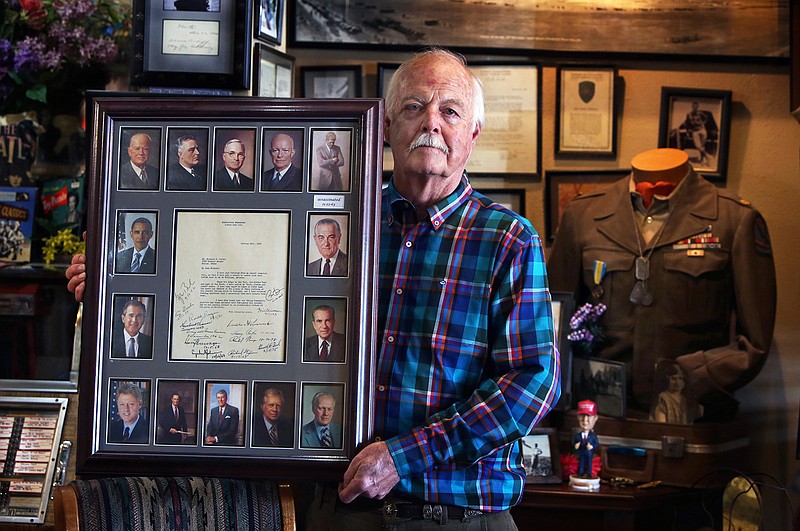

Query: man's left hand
left=338, top=441, right=400, bottom=504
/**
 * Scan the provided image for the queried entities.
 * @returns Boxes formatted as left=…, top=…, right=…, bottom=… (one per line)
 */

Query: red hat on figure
left=577, top=400, right=598, bottom=416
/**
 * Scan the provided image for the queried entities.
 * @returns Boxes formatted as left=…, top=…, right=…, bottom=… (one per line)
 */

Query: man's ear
left=383, top=115, right=391, bottom=144
left=471, top=123, right=481, bottom=145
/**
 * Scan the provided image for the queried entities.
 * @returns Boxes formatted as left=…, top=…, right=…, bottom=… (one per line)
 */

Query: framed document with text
left=77, top=94, right=383, bottom=479
left=555, top=65, right=617, bottom=158
left=131, top=0, right=252, bottom=90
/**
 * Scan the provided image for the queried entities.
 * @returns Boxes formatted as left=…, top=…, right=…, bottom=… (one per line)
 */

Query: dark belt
left=383, top=500, right=483, bottom=525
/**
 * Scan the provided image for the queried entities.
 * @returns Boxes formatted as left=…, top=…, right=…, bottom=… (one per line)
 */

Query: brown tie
left=320, top=341, right=329, bottom=361
left=323, top=259, right=331, bottom=276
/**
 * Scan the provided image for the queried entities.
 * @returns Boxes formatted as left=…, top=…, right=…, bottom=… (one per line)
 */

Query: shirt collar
left=385, top=172, right=473, bottom=230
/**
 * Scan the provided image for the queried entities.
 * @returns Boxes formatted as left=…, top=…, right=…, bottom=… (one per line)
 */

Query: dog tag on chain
left=635, top=256, right=650, bottom=281
left=629, top=280, right=654, bottom=306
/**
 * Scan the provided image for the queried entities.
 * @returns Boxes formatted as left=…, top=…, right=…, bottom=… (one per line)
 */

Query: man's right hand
left=65, top=253, right=87, bottom=302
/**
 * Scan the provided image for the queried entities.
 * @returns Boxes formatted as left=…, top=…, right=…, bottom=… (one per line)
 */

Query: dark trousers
left=305, top=483, right=518, bottom=530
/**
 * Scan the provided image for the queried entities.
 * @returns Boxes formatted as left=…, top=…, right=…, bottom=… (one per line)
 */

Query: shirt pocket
left=660, top=250, right=731, bottom=328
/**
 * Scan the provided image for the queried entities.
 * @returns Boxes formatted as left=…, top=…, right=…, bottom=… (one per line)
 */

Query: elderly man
left=315, top=131, right=345, bottom=190
left=167, top=135, right=207, bottom=190
left=301, top=391, right=342, bottom=449
left=303, top=304, right=346, bottom=362
left=261, top=133, right=303, bottom=191
left=307, top=218, right=348, bottom=277
left=205, top=388, right=241, bottom=446
left=252, top=387, right=294, bottom=448
left=214, top=138, right=254, bottom=191
left=65, top=48, right=560, bottom=530
left=119, top=132, right=159, bottom=190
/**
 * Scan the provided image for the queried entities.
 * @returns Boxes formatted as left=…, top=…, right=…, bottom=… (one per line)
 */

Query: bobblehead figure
left=548, top=148, right=776, bottom=421
left=570, top=400, right=600, bottom=491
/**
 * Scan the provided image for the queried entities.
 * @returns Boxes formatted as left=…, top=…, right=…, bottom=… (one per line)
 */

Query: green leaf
left=25, top=85, right=47, bottom=104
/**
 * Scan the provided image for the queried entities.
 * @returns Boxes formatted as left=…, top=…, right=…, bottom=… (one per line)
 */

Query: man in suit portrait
left=115, top=217, right=156, bottom=274
left=111, top=299, right=153, bottom=359
left=205, top=389, right=241, bottom=446
left=119, top=132, right=159, bottom=190
left=214, top=138, right=254, bottom=191
left=301, top=391, right=342, bottom=449
left=108, top=382, right=149, bottom=444
left=252, top=387, right=294, bottom=448
left=261, top=133, right=303, bottom=191
left=303, top=304, right=346, bottom=362
left=157, top=392, right=188, bottom=444
left=314, top=131, right=345, bottom=191
left=166, top=135, right=207, bottom=190
left=307, top=218, right=348, bottom=277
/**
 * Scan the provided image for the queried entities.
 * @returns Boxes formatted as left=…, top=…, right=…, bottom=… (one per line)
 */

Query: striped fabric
left=376, top=174, right=561, bottom=511
left=69, top=477, right=282, bottom=531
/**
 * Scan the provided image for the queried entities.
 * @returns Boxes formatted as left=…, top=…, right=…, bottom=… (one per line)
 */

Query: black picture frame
left=544, top=169, right=630, bottom=243
left=376, top=63, right=400, bottom=99
left=289, top=0, right=787, bottom=60
left=300, top=66, right=363, bottom=98
left=555, top=65, right=618, bottom=158
left=658, top=87, right=732, bottom=182
left=131, top=0, right=252, bottom=90
left=520, top=427, right=562, bottom=484
left=551, top=291, right=575, bottom=410
left=572, top=357, right=626, bottom=419
left=77, top=94, right=383, bottom=479
left=254, top=0, right=283, bottom=46
left=474, top=188, right=526, bottom=218
left=252, top=44, right=294, bottom=98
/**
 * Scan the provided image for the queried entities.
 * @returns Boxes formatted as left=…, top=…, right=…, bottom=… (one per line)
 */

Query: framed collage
left=76, top=95, right=383, bottom=479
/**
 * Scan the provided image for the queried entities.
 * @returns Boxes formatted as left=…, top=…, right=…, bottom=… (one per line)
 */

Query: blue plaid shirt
left=376, top=174, right=560, bottom=511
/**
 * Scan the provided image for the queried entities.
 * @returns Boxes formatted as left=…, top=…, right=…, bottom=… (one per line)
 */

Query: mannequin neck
left=631, top=148, right=690, bottom=184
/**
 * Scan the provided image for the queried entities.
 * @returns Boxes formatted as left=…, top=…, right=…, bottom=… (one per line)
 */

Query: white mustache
left=407, top=133, right=450, bottom=155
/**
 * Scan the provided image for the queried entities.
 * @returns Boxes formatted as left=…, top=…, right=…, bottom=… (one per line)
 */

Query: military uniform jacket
left=547, top=171, right=776, bottom=418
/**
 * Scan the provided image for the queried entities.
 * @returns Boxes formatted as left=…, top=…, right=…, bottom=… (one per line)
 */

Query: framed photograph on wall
left=520, top=428, right=561, bottom=484
left=475, top=188, right=526, bottom=217
left=551, top=291, right=575, bottom=410
left=252, top=44, right=294, bottom=97
left=131, top=0, right=252, bottom=90
left=76, top=94, right=383, bottom=479
left=544, top=169, right=630, bottom=242
left=376, top=63, right=400, bottom=99
left=556, top=65, right=617, bottom=158
left=572, top=357, right=626, bottom=419
left=658, top=87, right=732, bottom=182
left=255, top=0, right=283, bottom=46
left=301, top=66, right=363, bottom=98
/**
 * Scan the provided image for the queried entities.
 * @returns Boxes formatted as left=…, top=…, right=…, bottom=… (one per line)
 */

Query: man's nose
left=421, top=106, right=441, bottom=133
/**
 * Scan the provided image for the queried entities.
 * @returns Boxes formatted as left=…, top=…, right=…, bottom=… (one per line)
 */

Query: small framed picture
left=252, top=44, right=294, bottom=97
left=555, top=65, right=617, bottom=158
left=551, top=291, right=575, bottom=410
left=544, top=169, right=630, bottom=242
left=255, top=0, right=283, bottom=46
left=572, top=357, right=626, bottom=419
left=520, top=428, right=561, bottom=484
left=474, top=188, right=526, bottom=217
left=658, top=87, right=732, bottom=182
left=301, top=66, right=363, bottom=98
left=376, top=63, right=400, bottom=99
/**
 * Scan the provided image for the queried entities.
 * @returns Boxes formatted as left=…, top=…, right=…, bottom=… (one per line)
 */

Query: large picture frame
left=77, top=94, right=383, bottom=479
left=289, top=0, right=787, bottom=59
left=301, top=66, right=363, bottom=98
left=556, top=65, right=617, bottom=158
left=131, top=0, right=252, bottom=90
left=252, top=44, right=294, bottom=98
left=658, top=87, right=732, bottom=182
left=544, top=169, right=630, bottom=242
left=520, top=427, right=562, bottom=484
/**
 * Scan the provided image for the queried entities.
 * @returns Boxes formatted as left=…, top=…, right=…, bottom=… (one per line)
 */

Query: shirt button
left=433, top=220, right=440, bottom=227
left=405, top=241, right=412, bottom=248
left=395, top=288, right=403, bottom=295
left=377, top=385, right=385, bottom=392
left=387, top=336, right=395, bottom=343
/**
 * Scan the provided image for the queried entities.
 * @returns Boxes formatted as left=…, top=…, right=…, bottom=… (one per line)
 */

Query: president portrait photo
left=114, top=211, right=158, bottom=275
left=110, top=294, right=154, bottom=359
